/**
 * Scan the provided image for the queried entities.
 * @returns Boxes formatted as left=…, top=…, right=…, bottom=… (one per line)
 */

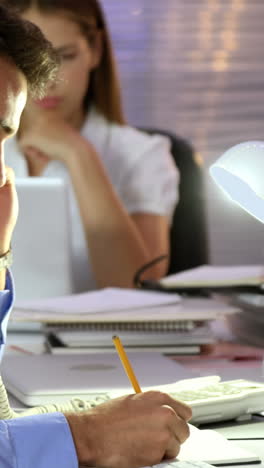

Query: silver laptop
left=11, top=178, right=74, bottom=301
left=1, top=352, right=191, bottom=406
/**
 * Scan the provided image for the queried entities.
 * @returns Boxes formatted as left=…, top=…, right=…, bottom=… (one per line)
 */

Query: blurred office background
left=101, top=0, right=264, bottom=266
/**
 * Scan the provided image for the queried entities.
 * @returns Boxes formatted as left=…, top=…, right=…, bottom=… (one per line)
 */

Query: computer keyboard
left=67, top=376, right=264, bottom=425
left=169, top=380, right=249, bottom=401
left=154, top=376, right=264, bottom=424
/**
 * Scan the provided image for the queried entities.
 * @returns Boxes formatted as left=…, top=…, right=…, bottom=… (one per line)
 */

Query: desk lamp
left=210, top=141, right=264, bottom=223
left=210, top=141, right=264, bottom=347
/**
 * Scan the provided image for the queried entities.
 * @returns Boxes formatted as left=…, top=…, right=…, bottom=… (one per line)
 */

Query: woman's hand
left=19, top=108, right=83, bottom=165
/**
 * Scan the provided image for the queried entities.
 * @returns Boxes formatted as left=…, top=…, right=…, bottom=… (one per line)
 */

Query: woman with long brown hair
left=3, top=0, right=179, bottom=291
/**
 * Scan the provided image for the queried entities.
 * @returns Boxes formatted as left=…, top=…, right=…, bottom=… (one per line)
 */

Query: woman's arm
left=20, top=116, right=175, bottom=288
left=67, top=136, right=168, bottom=288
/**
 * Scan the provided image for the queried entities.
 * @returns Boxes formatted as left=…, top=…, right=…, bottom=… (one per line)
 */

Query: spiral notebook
left=45, top=322, right=214, bottom=354
left=45, top=316, right=196, bottom=332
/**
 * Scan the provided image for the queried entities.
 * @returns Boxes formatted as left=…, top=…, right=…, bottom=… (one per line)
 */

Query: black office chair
left=140, top=128, right=209, bottom=274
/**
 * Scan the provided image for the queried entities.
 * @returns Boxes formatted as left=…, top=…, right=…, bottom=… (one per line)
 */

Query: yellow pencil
left=112, top=335, right=142, bottom=393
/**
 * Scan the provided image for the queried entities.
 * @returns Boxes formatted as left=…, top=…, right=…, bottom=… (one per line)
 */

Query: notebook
left=45, top=323, right=214, bottom=354
left=12, top=178, right=74, bottom=301
left=45, top=341, right=202, bottom=355
left=177, top=424, right=260, bottom=465
left=142, top=265, right=264, bottom=293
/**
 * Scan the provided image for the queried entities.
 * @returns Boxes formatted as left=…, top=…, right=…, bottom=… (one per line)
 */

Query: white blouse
left=5, top=108, right=179, bottom=292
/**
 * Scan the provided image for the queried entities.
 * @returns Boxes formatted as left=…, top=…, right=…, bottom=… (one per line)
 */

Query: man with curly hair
left=0, top=5, right=191, bottom=467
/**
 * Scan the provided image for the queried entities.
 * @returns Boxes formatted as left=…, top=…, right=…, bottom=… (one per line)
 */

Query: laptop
left=11, top=178, right=74, bottom=301
left=1, top=352, right=191, bottom=406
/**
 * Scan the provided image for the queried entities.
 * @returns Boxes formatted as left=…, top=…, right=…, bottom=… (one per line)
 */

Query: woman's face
left=23, top=8, right=101, bottom=127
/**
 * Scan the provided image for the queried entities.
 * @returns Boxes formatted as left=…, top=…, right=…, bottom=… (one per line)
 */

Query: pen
left=112, top=335, right=142, bottom=393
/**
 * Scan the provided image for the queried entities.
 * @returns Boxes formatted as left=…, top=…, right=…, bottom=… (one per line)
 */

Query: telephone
left=0, top=375, right=108, bottom=419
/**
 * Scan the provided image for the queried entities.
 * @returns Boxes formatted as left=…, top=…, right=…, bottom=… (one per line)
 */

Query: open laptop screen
left=12, top=177, right=74, bottom=301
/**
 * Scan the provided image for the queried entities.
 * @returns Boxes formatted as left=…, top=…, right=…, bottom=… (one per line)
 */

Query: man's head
left=0, top=4, right=58, bottom=98
left=0, top=4, right=59, bottom=185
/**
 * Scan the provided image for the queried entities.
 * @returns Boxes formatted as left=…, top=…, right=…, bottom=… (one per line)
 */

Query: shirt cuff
left=1, top=412, right=78, bottom=468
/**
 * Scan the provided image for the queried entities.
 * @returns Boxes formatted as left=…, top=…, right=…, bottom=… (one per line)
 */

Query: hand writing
left=66, top=391, right=192, bottom=468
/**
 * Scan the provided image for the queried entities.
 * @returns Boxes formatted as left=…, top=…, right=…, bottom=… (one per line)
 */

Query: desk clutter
left=7, top=267, right=264, bottom=468
left=1, top=353, right=264, bottom=468
left=11, top=287, right=240, bottom=355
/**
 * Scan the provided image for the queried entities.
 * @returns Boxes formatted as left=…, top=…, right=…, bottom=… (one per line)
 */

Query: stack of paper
left=12, top=288, right=238, bottom=323
left=12, top=288, right=181, bottom=322
left=11, top=288, right=240, bottom=354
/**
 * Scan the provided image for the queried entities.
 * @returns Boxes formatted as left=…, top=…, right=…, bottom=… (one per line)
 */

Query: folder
left=140, top=265, right=264, bottom=294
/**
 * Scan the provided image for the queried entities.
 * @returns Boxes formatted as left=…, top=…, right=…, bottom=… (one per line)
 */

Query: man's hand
left=0, top=167, right=18, bottom=255
left=66, top=391, right=192, bottom=468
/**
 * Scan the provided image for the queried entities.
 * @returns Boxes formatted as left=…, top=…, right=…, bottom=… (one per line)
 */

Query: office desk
left=6, top=328, right=45, bottom=355
left=174, top=341, right=264, bottom=381
left=5, top=330, right=264, bottom=467
left=173, top=341, right=264, bottom=467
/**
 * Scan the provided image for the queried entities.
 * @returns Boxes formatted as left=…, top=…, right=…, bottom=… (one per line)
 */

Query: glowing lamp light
left=210, top=141, right=264, bottom=223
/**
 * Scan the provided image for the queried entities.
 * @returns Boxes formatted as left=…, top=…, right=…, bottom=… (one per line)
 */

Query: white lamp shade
left=210, top=141, right=264, bottom=223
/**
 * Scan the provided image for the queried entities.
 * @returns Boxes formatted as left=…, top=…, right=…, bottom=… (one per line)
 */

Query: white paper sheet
left=14, top=287, right=181, bottom=315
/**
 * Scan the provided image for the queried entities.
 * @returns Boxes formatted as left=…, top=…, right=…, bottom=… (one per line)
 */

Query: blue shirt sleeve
left=0, top=272, right=78, bottom=468
left=0, top=270, right=14, bottom=362
left=0, top=413, right=78, bottom=468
